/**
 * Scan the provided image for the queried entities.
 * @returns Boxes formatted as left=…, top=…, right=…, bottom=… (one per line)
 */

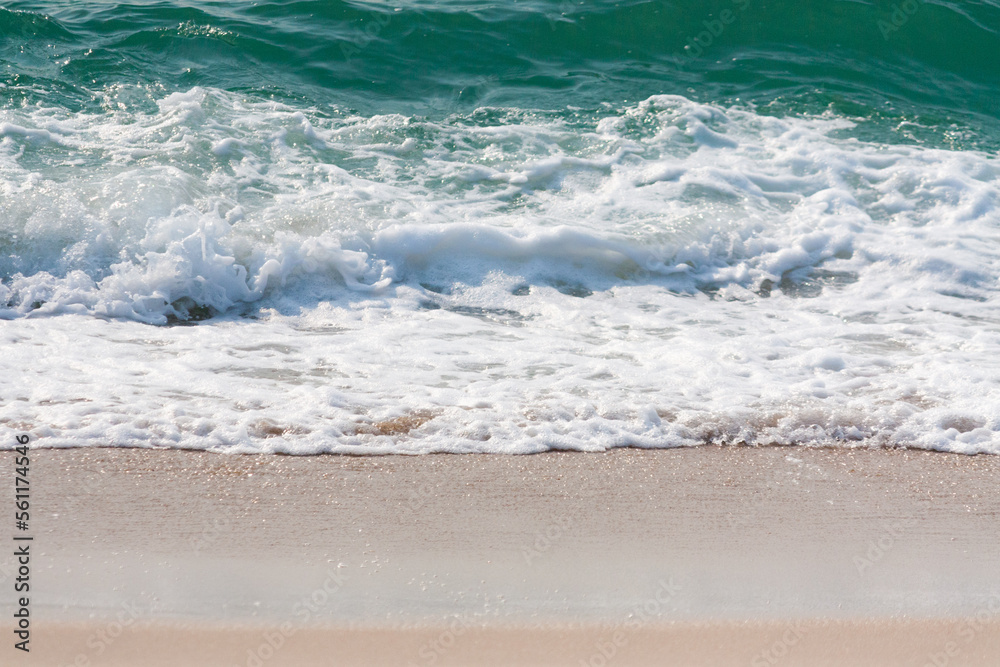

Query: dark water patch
left=418, top=299, right=442, bottom=311
left=779, top=269, right=859, bottom=299
left=548, top=279, right=593, bottom=298
left=937, top=290, right=989, bottom=303
left=444, top=304, right=531, bottom=326
left=165, top=298, right=216, bottom=325
left=419, top=282, right=451, bottom=295
left=753, top=268, right=859, bottom=300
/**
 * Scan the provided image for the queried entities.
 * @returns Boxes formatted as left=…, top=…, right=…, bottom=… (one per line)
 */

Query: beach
left=4, top=0, right=1000, bottom=664
left=5, top=446, right=1000, bottom=665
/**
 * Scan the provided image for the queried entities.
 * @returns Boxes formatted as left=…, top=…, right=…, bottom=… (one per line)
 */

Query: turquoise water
left=3, top=0, right=1000, bottom=144
left=3, top=1, right=1000, bottom=453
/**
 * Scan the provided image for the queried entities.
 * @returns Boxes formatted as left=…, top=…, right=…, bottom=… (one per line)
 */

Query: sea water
left=2, top=0, right=999, bottom=453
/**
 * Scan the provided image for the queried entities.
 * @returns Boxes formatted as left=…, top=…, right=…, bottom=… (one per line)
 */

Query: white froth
left=2, top=90, right=999, bottom=454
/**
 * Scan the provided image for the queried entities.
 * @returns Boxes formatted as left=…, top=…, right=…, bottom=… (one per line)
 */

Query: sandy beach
left=4, top=446, right=1000, bottom=665
left=6, top=0, right=1000, bottom=665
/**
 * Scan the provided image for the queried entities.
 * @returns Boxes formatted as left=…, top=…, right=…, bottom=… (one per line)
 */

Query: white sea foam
left=2, top=89, right=999, bottom=453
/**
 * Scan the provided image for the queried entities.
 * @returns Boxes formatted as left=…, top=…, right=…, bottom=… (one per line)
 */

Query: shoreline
left=4, top=445, right=1000, bottom=664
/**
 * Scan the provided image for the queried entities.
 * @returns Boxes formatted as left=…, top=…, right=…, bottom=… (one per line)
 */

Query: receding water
left=2, top=0, right=999, bottom=453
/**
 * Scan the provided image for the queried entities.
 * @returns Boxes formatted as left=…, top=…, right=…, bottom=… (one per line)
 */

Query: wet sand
left=4, top=446, right=1000, bottom=665
left=25, top=618, right=1000, bottom=666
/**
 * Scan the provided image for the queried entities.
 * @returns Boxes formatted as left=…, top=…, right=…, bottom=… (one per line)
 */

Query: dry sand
left=3, top=446, right=1000, bottom=665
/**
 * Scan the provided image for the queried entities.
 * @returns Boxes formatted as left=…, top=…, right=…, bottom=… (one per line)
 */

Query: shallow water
left=2, top=1, right=999, bottom=453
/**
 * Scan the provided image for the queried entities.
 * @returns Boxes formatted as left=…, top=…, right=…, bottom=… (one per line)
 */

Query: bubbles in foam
left=2, top=89, right=999, bottom=454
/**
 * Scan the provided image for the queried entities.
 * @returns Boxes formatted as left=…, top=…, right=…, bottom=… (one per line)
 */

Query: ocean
left=1, top=0, right=999, bottom=454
